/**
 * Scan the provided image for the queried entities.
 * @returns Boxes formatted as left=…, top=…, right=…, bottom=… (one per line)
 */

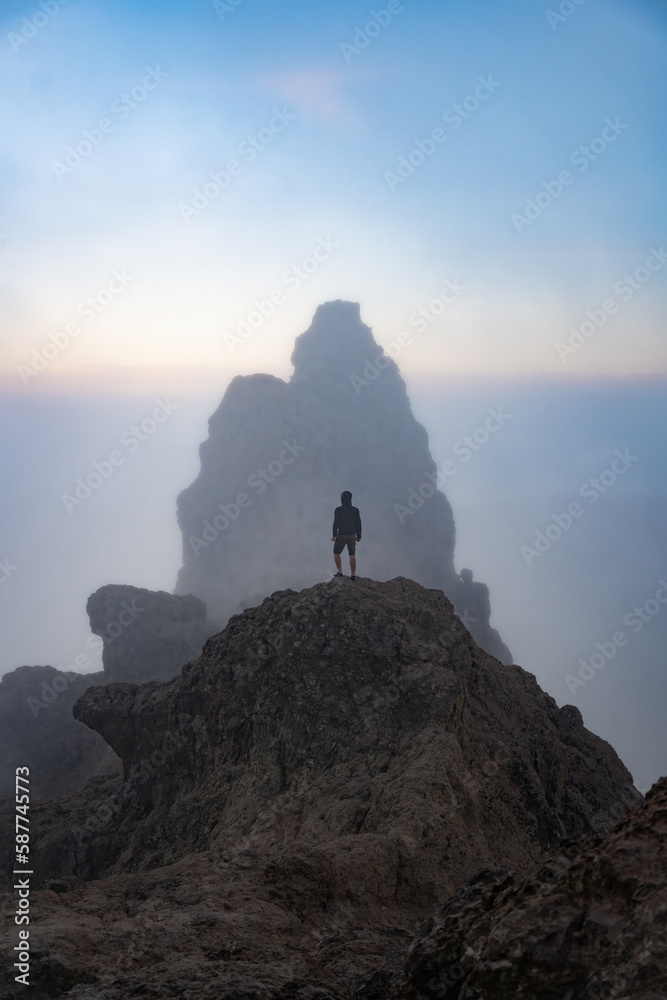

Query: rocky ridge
left=0, top=576, right=647, bottom=998
left=72, top=577, right=637, bottom=886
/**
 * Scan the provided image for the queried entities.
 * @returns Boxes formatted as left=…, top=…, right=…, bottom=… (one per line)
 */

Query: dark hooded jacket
left=332, top=496, right=361, bottom=538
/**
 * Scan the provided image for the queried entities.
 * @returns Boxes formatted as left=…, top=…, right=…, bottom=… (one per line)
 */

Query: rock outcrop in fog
left=0, top=587, right=218, bottom=798
left=0, top=665, right=113, bottom=799
left=175, top=300, right=511, bottom=663
left=0, top=576, right=646, bottom=998
left=87, top=584, right=220, bottom=683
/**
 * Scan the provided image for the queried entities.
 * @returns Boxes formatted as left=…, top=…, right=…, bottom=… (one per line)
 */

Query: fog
left=1, top=374, right=664, bottom=791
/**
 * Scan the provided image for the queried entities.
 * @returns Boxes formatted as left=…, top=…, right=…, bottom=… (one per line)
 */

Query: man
left=331, top=490, right=362, bottom=580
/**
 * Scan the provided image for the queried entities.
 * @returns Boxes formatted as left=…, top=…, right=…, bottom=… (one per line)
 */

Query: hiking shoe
left=350, top=575, right=356, bottom=581
left=334, top=572, right=344, bottom=577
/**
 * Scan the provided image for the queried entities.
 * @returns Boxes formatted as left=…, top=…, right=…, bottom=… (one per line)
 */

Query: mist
left=1, top=0, right=666, bottom=801
left=1, top=373, right=664, bottom=791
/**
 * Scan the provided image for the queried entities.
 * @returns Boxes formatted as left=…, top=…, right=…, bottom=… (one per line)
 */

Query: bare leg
left=350, top=554, right=356, bottom=576
left=334, top=553, right=342, bottom=573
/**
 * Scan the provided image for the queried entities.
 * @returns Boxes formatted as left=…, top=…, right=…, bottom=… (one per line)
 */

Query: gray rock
left=0, top=665, right=114, bottom=799
left=0, top=576, right=644, bottom=999
left=86, top=584, right=220, bottom=683
left=396, top=777, right=665, bottom=999
left=175, top=300, right=511, bottom=663
left=0, top=588, right=220, bottom=799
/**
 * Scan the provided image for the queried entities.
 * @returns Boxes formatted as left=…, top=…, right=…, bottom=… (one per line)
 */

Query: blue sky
left=1, top=0, right=666, bottom=388
left=1, top=0, right=666, bottom=788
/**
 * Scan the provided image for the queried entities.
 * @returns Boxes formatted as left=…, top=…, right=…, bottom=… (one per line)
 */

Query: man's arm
left=356, top=510, right=362, bottom=539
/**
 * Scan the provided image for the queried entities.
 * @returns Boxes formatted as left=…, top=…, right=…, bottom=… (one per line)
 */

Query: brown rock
left=71, top=577, right=637, bottom=886
left=0, top=576, right=646, bottom=999
left=396, top=776, right=667, bottom=999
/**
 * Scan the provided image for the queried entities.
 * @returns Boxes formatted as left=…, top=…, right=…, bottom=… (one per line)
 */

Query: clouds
left=256, top=68, right=361, bottom=125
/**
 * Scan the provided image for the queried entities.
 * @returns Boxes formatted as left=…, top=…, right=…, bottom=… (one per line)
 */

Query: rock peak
left=72, top=575, right=637, bottom=885
left=4, top=575, right=649, bottom=999
left=289, top=298, right=376, bottom=385
left=176, top=302, right=510, bottom=662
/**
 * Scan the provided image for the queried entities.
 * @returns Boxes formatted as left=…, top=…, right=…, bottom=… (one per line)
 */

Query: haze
left=1, top=0, right=665, bottom=792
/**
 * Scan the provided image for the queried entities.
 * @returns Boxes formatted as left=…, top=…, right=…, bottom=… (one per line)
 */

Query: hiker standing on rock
left=332, top=491, right=361, bottom=580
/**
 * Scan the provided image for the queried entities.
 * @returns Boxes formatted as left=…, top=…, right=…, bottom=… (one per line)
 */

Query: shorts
left=333, top=534, right=357, bottom=555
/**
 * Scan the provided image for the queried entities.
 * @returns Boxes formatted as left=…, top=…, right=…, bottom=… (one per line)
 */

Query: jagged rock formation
left=0, top=665, right=114, bottom=800
left=0, top=577, right=643, bottom=998
left=395, top=775, right=667, bottom=1000
left=87, top=584, right=220, bottom=683
left=0, top=588, right=219, bottom=799
left=175, top=300, right=511, bottom=663
left=72, top=578, right=638, bottom=886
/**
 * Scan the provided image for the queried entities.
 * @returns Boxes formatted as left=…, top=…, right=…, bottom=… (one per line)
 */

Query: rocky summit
left=0, top=576, right=647, bottom=999
left=175, top=300, right=511, bottom=663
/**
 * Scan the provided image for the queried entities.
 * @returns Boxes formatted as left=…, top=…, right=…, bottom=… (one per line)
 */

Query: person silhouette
left=331, top=491, right=362, bottom=579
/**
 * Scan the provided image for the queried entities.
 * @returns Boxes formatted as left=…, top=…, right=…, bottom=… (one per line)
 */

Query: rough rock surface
left=395, top=776, right=667, bottom=1000
left=0, top=588, right=219, bottom=800
left=69, top=578, right=638, bottom=887
left=175, top=300, right=511, bottom=663
left=0, top=665, right=114, bottom=799
left=0, top=577, right=646, bottom=999
left=87, top=584, right=220, bottom=683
